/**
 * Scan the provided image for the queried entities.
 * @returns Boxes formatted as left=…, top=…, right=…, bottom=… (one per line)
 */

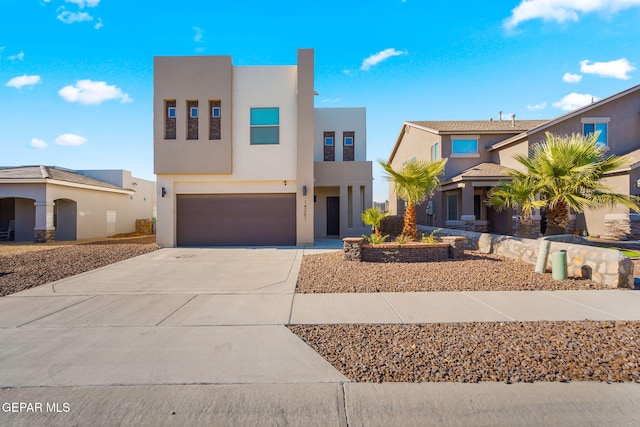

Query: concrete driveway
left=1, top=245, right=639, bottom=426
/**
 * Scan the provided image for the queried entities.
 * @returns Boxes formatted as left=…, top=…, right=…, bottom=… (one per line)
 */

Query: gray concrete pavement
left=2, top=383, right=639, bottom=427
left=1, top=244, right=640, bottom=425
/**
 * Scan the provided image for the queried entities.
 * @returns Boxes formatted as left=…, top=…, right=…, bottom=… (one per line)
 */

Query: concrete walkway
left=1, top=244, right=639, bottom=426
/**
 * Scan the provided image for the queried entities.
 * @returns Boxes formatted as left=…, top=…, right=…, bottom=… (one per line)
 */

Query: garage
left=176, top=194, right=296, bottom=246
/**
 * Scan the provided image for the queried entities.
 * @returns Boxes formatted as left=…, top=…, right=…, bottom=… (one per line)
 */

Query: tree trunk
left=402, top=202, right=418, bottom=240
left=544, top=201, right=569, bottom=236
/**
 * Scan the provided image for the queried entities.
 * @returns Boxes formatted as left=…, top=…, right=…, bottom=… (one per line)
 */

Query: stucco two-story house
left=154, top=49, right=372, bottom=247
left=388, top=84, right=640, bottom=239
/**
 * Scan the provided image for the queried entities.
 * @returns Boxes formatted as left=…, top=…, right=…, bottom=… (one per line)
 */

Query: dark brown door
left=326, top=197, right=340, bottom=236
left=177, top=194, right=296, bottom=246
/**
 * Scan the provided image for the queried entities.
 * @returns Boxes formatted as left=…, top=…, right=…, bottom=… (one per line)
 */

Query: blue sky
left=2, top=0, right=639, bottom=202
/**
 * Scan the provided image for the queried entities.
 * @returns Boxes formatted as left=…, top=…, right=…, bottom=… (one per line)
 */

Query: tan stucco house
left=388, top=84, right=640, bottom=239
left=154, top=49, right=372, bottom=247
left=0, top=166, right=156, bottom=242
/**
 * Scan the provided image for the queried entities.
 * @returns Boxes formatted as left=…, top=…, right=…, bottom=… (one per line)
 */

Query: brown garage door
left=176, top=194, right=296, bottom=246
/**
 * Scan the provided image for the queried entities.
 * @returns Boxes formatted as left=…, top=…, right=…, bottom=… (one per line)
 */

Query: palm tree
left=487, top=174, right=546, bottom=238
left=513, top=132, right=640, bottom=235
left=379, top=158, right=447, bottom=240
left=361, top=207, right=389, bottom=237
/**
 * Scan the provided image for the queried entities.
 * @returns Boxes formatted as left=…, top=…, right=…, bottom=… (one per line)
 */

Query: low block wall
left=343, top=237, right=467, bottom=263
left=417, top=225, right=634, bottom=288
left=362, top=243, right=451, bottom=262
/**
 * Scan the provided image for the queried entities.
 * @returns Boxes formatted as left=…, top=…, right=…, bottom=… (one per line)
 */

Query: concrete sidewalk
left=1, top=244, right=639, bottom=426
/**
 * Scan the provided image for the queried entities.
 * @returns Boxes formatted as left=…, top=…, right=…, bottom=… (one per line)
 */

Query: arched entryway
left=54, top=199, right=77, bottom=241
left=0, top=197, right=36, bottom=241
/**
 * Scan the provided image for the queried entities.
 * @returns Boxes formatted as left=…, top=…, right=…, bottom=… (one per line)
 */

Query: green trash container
left=552, top=251, right=567, bottom=280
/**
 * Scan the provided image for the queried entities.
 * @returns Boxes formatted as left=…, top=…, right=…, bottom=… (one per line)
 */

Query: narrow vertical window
left=323, top=131, right=335, bottom=161
left=187, top=100, right=198, bottom=140
left=447, top=194, right=458, bottom=221
left=431, top=142, right=439, bottom=160
left=343, top=131, right=355, bottom=161
left=209, top=100, right=221, bottom=140
left=164, top=100, right=176, bottom=140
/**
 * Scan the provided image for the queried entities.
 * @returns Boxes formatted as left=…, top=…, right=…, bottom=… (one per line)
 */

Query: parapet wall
left=417, top=226, right=634, bottom=288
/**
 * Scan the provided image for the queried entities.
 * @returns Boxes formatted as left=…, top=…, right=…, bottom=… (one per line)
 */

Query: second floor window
left=452, top=138, right=478, bottom=156
left=250, top=107, right=279, bottom=145
left=583, top=122, right=608, bottom=146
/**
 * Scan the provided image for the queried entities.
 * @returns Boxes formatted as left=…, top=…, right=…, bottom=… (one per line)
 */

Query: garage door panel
left=177, top=194, right=296, bottom=246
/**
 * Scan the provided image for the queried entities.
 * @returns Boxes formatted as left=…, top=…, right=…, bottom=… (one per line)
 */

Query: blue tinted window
left=190, top=107, right=198, bottom=118
left=168, top=107, right=176, bottom=118
left=324, top=137, right=334, bottom=146
left=431, top=142, right=439, bottom=160
left=344, top=137, right=353, bottom=146
left=212, top=107, right=221, bottom=118
left=584, top=123, right=608, bottom=145
left=250, top=108, right=279, bottom=125
left=452, top=139, right=477, bottom=154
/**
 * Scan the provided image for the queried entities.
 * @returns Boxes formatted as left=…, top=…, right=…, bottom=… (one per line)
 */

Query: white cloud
left=505, top=0, right=640, bottom=29
left=552, top=92, right=599, bottom=111
left=94, top=18, right=103, bottom=29
left=29, top=138, right=48, bottom=149
left=65, top=0, right=101, bottom=8
left=58, top=79, right=132, bottom=105
left=562, top=72, right=582, bottom=83
left=580, top=58, right=635, bottom=79
left=8, top=51, right=24, bottom=61
left=360, top=48, right=407, bottom=71
left=55, top=133, right=87, bottom=146
left=193, top=27, right=204, bottom=43
left=527, top=102, right=547, bottom=111
left=5, top=75, right=42, bottom=89
left=57, top=11, right=93, bottom=24
left=322, top=98, right=341, bottom=103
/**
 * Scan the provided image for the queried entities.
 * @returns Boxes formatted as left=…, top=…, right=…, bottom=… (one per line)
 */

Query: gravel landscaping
left=0, top=236, right=158, bottom=296
left=296, top=251, right=609, bottom=293
left=290, top=321, right=640, bottom=383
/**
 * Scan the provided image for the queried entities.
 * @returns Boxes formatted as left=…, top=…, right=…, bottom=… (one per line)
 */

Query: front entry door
left=326, top=197, right=340, bottom=236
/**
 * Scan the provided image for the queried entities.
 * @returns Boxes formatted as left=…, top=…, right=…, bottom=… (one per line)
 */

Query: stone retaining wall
left=343, top=237, right=467, bottom=263
left=417, top=225, right=633, bottom=288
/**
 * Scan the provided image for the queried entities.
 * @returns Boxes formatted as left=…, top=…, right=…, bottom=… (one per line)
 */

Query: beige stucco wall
left=155, top=49, right=316, bottom=247
left=314, top=161, right=373, bottom=237
left=491, top=139, right=528, bottom=171
left=0, top=173, right=155, bottom=241
left=526, top=91, right=640, bottom=156
left=154, top=56, right=233, bottom=175
left=314, top=108, right=367, bottom=162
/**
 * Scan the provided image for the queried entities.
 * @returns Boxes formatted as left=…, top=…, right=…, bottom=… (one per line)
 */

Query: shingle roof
left=407, top=120, right=549, bottom=133
left=0, top=166, right=125, bottom=190
left=446, top=162, right=513, bottom=182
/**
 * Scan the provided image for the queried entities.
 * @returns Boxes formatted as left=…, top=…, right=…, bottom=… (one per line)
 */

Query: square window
left=190, top=107, right=199, bottom=118
left=168, top=107, right=176, bottom=118
left=212, top=107, right=221, bottom=118
left=452, top=139, right=478, bottom=155
left=344, top=136, right=354, bottom=146
left=250, top=107, right=279, bottom=145
left=324, top=137, right=334, bottom=146
left=583, top=123, right=608, bottom=146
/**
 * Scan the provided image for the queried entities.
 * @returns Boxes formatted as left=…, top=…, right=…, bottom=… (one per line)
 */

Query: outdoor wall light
left=161, top=187, right=166, bottom=198
left=303, top=185, right=307, bottom=196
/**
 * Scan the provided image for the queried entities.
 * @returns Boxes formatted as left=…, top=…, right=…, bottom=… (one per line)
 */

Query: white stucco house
left=0, top=166, right=156, bottom=242
left=154, top=48, right=372, bottom=247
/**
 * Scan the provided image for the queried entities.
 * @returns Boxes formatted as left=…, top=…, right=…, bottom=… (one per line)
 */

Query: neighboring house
left=154, top=49, right=372, bottom=247
left=388, top=83, right=640, bottom=239
left=388, top=119, right=548, bottom=235
left=0, top=166, right=156, bottom=242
